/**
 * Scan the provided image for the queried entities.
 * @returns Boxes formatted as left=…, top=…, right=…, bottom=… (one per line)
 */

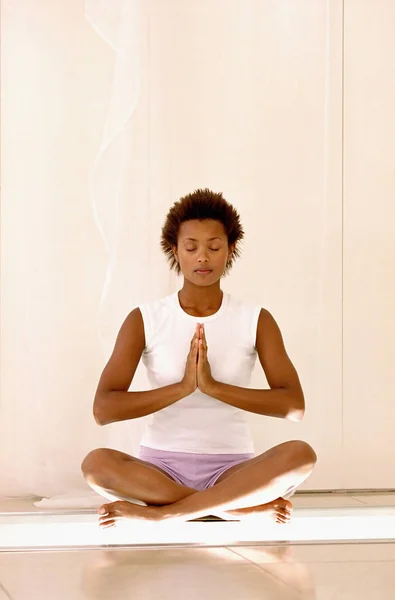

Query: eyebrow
left=184, top=237, right=222, bottom=242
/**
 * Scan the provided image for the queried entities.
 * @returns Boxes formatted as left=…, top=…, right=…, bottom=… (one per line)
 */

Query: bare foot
left=225, top=497, right=293, bottom=524
left=98, top=501, right=160, bottom=528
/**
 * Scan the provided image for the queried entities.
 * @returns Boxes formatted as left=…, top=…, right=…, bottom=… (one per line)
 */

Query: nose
left=196, top=249, right=210, bottom=262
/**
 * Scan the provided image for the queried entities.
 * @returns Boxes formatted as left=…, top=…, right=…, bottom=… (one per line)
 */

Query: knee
left=284, top=440, right=317, bottom=468
left=81, top=448, right=112, bottom=482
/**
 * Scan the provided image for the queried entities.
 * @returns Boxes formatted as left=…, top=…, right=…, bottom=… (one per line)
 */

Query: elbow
left=93, top=395, right=108, bottom=426
left=288, top=407, right=305, bottom=422
left=94, top=412, right=106, bottom=426
left=286, top=391, right=305, bottom=422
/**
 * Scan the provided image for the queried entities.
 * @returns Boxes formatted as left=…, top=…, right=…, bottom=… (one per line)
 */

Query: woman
left=82, top=188, right=317, bottom=528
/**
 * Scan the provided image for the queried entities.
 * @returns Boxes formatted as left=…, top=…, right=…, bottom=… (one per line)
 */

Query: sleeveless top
left=138, top=290, right=261, bottom=454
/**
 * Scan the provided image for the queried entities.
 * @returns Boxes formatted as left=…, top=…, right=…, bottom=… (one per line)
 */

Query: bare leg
left=81, top=447, right=198, bottom=505
left=81, top=447, right=292, bottom=526
left=152, top=441, right=316, bottom=522
left=81, top=448, right=275, bottom=522
left=97, top=441, right=317, bottom=525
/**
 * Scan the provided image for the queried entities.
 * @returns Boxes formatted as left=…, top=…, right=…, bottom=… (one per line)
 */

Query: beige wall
left=0, top=0, right=394, bottom=496
left=342, top=0, right=395, bottom=487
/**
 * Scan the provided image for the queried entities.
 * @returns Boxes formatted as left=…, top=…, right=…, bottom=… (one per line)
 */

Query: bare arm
left=95, top=384, right=189, bottom=425
left=93, top=308, right=189, bottom=425
left=205, top=382, right=302, bottom=421
left=206, top=308, right=305, bottom=421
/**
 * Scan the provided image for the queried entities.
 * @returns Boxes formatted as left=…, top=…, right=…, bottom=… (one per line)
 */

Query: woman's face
left=173, top=219, right=234, bottom=280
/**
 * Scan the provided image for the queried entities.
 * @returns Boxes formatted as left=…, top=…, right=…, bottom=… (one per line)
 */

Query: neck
left=178, top=282, right=223, bottom=311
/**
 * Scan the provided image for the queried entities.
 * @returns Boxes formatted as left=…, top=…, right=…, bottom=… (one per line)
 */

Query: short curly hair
left=160, top=188, right=245, bottom=277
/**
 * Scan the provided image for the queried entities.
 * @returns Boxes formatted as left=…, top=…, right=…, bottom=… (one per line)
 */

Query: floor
left=0, top=493, right=395, bottom=599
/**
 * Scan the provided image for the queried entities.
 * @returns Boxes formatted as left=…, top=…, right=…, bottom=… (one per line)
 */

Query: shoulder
left=256, top=308, right=284, bottom=348
left=257, top=307, right=274, bottom=323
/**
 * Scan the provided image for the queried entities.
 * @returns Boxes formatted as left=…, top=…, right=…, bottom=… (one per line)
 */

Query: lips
left=195, top=269, right=212, bottom=273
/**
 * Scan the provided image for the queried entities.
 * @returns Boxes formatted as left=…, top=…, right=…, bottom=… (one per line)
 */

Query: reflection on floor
left=0, top=493, right=394, bottom=599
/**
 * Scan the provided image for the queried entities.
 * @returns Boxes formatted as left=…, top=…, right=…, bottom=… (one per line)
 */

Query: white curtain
left=85, top=0, right=142, bottom=356
left=1, top=0, right=355, bottom=501
left=0, top=0, right=155, bottom=499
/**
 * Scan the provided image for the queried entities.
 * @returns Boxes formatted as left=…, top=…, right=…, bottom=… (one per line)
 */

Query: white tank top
left=138, top=290, right=261, bottom=454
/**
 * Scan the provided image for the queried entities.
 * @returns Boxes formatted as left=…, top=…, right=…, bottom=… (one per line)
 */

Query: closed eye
left=186, top=249, right=220, bottom=252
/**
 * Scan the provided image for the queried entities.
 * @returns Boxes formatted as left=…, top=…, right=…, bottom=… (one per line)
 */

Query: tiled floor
left=0, top=493, right=394, bottom=599
left=293, top=492, right=395, bottom=508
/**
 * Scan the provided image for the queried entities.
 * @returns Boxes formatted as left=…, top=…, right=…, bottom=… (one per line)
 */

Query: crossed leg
left=81, top=447, right=198, bottom=505
left=82, top=440, right=317, bottom=527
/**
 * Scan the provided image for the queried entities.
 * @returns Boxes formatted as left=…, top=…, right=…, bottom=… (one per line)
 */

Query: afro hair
left=160, top=188, right=245, bottom=277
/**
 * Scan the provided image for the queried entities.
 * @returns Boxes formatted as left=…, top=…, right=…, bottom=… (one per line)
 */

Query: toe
left=276, top=515, right=290, bottom=524
left=276, top=500, right=293, bottom=515
left=275, top=506, right=292, bottom=523
left=99, top=519, right=116, bottom=529
left=99, top=516, right=115, bottom=526
left=98, top=503, right=113, bottom=516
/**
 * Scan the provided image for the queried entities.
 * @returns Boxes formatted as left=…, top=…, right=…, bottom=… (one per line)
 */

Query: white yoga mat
left=34, top=492, right=148, bottom=509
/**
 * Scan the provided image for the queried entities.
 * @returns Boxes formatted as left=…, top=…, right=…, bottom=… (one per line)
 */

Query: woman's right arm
left=93, top=308, right=189, bottom=425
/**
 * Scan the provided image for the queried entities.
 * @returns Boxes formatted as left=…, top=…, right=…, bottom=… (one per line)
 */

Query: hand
left=197, top=324, right=216, bottom=395
left=180, top=325, right=200, bottom=395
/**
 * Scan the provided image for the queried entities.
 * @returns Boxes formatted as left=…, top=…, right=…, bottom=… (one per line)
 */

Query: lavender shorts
left=139, top=445, right=255, bottom=491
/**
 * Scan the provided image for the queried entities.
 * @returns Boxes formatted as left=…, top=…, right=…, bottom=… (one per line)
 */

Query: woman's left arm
left=207, top=309, right=305, bottom=421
